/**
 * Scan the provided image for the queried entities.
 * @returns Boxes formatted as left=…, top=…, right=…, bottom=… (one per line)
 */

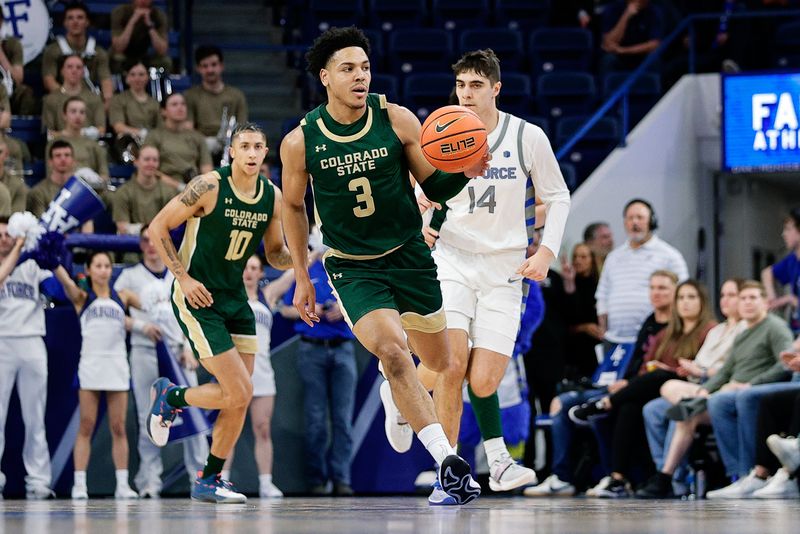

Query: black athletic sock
left=202, top=453, right=226, bottom=479
left=166, top=386, right=190, bottom=408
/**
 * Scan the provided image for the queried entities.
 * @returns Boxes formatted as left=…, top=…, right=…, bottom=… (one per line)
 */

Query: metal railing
left=555, top=9, right=800, bottom=162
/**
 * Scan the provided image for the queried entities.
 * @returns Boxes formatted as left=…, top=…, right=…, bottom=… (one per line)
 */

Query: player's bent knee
left=468, top=378, right=496, bottom=398
left=377, top=344, right=414, bottom=379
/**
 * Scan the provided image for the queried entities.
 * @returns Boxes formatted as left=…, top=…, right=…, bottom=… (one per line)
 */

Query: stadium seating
left=403, top=73, right=456, bottom=119
left=497, top=72, right=531, bottom=116
left=602, top=72, right=661, bottom=128
left=529, top=28, right=593, bottom=76
left=459, top=29, right=524, bottom=71
left=369, top=74, right=400, bottom=102
left=555, top=115, right=620, bottom=183
left=536, top=72, right=597, bottom=119
left=306, top=0, right=365, bottom=37
left=431, top=0, right=491, bottom=32
left=368, top=0, right=428, bottom=31
left=388, top=29, right=454, bottom=77
left=494, top=0, right=551, bottom=32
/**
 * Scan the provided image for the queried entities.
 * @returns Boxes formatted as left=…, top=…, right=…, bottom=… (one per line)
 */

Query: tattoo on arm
left=267, top=248, right=294, bottom=271
left=180, top=176, right=216, bottom=207
left=161, top=237, right=186, bottom=278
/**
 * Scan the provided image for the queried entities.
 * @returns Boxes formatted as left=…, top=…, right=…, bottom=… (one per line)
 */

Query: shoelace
left=158, top=403, right=182, bottom=427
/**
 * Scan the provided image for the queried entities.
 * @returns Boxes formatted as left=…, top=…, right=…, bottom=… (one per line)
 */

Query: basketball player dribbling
left=383, top=49, right=572, bottom=504
left=146, top=123, right=293, bottom=503
left=280, top=26, right=489, bottom=505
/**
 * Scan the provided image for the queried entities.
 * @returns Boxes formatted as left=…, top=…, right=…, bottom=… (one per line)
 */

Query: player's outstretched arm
left=279, top=126, right=319, bottom=326
left=263, top=187, right=293, bottom=271
left=387, top=103, right=489, bottom=203
left=149, top=172, right=219, bottom=309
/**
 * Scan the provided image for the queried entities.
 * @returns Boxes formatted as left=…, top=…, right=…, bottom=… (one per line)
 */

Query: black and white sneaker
left=588, top=476, right=632, bottom=498
left=439, top=455, right=481, bottom=505
left=635, top=472, right=675, bottom=499
left=568, top=400, right=608, bottom=426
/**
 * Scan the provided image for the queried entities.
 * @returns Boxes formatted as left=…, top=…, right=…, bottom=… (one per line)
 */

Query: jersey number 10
left=225, top=229, right=253, bottom=261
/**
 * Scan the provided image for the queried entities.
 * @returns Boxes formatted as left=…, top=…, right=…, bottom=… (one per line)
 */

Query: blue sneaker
left=428, top=479, right=457, bottom=506
left=439, top=455, right=481, bottom=505
left=191, top=473, right=247, bottom=503
left=146, top=377, right=181, bottom=447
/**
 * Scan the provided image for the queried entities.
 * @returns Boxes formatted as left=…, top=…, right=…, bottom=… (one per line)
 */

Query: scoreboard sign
left=723, top=72, right=800, bottom=173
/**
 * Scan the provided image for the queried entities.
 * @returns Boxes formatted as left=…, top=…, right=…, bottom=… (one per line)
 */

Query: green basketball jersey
left=179, top=165, right=275, bottom=291
left=302, top=93, right=421, bottom=258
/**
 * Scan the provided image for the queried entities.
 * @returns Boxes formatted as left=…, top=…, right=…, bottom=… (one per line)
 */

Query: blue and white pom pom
left=7, top=211, right=45, bottom=252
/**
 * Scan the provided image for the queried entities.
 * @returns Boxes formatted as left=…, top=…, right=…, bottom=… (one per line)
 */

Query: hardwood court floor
left=2, top=497, right=799, bottom=534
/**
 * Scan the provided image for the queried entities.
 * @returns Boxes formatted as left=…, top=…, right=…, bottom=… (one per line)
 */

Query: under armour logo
left=225, top=198, right=233, bottom=204
left=332, top=273, right=342, bottom=279
left=315, top=144, right=327, bottom=152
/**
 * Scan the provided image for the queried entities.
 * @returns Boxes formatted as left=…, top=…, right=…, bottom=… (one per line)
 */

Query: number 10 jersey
left=302, top=93, right=421, bottom=259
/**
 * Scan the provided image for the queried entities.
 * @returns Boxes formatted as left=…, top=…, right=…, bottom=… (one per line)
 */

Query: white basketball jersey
left=114, top=263, right=170, bottom=348
left=80, top=291, right=127, bottom=359
left=438, top=112, right=536, bottom=255
left=0, top=260, right=52, bottom=337
left=249, top=299, right=272, bottom=360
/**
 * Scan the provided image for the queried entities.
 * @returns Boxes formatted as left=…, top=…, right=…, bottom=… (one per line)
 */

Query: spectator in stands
left=47, top=97, right=109, bottom=181
left=27, top=140, right=75, bottom=218
left=750, top=372, right=800, bottom=499
left=185, top=46, right=248, bottom=158
left=280, top=249, right=356, bottom=496
left=54, top=252, right=140, bottom=500
left=112, top=145, right=175, bottom=236
left=601, top=0, right=665, bottom=73
left=114, top=227, right=208, bottom=499
left=524, top=269, right=678, bottom=497
left=0, top=132, right=29, bottom=175
left=635, top=282, right=794, bottom=499
left=0, top=179, right=8, bottom=218
left=583, top=221, right=614, bottom=271
left=0, top=138, right=27, bottom=215
left=110, top=0, right=172, bottom=74
left=596, top=199, right=688, bottom=345
left=0, top=85, right=10, bottom=130
left=41, top=2, right=113, bottom=106
left=0, top=217, right=56, bottom=500
left=144, top=92, right=212, bottom=187
left=42, top=55, right=106, bottom=136
left=0, top=9, right=37, bottom=115
left=762, top=208, right=800, bottom=334
left=562, top=242, right=602, bottom=381
left=639, top=278, right=746, bottom=497
left=110, top=62, right=161, bottom=142
left=572, top=280, right=716, bottom=498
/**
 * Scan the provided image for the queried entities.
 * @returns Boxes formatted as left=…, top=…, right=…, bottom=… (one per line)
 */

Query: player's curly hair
left=305, top=26, right=371, bottom=76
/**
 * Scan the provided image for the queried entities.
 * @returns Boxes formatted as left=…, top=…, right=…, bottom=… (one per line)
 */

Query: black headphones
left=623, top=198, right=658, bottom=231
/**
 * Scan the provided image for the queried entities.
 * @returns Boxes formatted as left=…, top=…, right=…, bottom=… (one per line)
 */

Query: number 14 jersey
left=179, top=165, right=275, bottom=291
left=302, top=93, right=421, bottom=258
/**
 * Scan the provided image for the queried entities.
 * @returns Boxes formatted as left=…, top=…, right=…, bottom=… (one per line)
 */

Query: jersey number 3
left=348, top=177, right=376, bottom=218
left=225, top=229, right=253, bottom=261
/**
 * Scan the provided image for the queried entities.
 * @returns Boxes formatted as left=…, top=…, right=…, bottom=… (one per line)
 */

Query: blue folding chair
left=403, top=73, right=455, bottom=120
left=535, top=72, right=597, bottom=119
left=388, top=29, right=453, bottom=77
left=459, top=29, right=524, bottom=71
left=556, top=115, right=620, bottom=184
left=369, top=74, right=400, bottom=103
left=530, top=28, right=593, bottom=76
left=368, top=0, right=427, bottom=31
left=431, top=0, right=490, bottom=31
left=494, top=0, right=550, bottom=32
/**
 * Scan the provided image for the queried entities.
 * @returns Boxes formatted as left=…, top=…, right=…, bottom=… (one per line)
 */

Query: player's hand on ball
left=464, top=148, right=491, bottom=178
left=294, top=275, right=320, bottom=326
left=180, top=276, right=214, bottom=309
left=422, top=226, right=439, bottom=248
left=143, top=323, right=162, bottom=342
left=517, top=246, right=555, bottom=281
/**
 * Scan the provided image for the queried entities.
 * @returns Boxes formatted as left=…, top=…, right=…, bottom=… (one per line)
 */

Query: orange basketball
left=420, top=105, right=488, bottom=173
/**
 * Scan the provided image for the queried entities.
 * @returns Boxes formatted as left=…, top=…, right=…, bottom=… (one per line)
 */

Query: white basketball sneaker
left=379, top=380, right=413, bottom=453
left=115, top=485, right=139, bottom=500
left=752, top=468, right=800, bottom=499
left=488, top=453, right=538, bottom=492
left=71, top=485, right=88, bottom=500
left=523, top=474, right=576, bottom=497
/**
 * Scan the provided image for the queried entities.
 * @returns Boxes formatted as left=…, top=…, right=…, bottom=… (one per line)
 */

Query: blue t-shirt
left=283, top=259, right=354, bottom=340
left=772, top=252, right=800, bottom=332
left=602, top=1, right=664, bottom=48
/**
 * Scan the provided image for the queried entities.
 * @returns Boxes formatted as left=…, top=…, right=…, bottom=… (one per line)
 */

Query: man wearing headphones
left=595, top=199, right=689, bottom=345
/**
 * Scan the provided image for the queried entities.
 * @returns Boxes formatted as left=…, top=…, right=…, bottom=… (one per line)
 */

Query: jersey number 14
left=468, top=185, right=496, bottom=214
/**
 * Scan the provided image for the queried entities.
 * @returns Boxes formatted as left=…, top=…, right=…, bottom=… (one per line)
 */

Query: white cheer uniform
left=433, top=111, right=570, bottom=356
left=114, top=264, right=207, bottom=493
left=78, top=288, right=129, bottom=390
left=0, top=260, right=53, bottom=493
left=249, top=297, right=275, bottom=397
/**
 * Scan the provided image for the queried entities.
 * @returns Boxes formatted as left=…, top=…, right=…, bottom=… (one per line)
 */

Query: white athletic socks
left=484, top=437, right=508, bottom=466
left=418, top=423, right=456, bottom=465
left=259, top=474, right=273, bottom=487
left=74, top=470, right=87, bottom=488
left=221, top=470, right=231, bottom=481
left=115, top=469, right=130, bottom=488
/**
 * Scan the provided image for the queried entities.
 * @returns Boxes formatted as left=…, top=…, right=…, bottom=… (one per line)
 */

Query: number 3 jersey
left=179, top=165, right=275, bottom=291
left=302, top=93, right=421, bottom=258
left=438, top=112, right=558, bottom=255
